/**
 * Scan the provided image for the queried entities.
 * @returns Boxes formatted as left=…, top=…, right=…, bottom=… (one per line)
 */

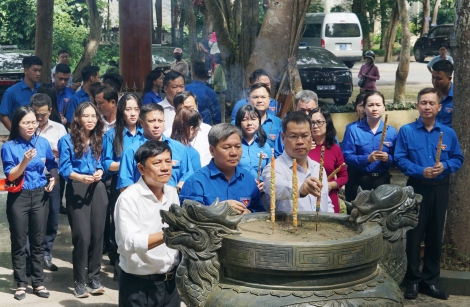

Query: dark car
left=0, top=47, right=33, bottom=101
left=413, top=24, right=454, bottom=63
left=152, top=45, right=190, bottom=71
left=297, top=46, right=353, bottom=105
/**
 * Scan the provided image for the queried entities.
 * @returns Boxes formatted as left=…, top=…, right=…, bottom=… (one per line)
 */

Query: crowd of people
left=0, top=48, right=463, bottom=306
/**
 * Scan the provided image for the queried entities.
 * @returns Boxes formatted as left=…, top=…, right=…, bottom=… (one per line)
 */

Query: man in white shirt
left=158, top=71, right=185, bottom=130
left=164, top=91, right=211, bottom=167
left=95, top=85, right=117, bottom=132
left=263, top=111, right=334, bottom=213
left=30, top=94, right=67, bottom=271
left=115, top=141, right=181, bottom=307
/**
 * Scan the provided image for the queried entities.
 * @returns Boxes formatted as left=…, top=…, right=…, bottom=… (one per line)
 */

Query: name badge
left=269, top=134, right=277, bottom=141
left=172, top=160, right=180, bottom=166
left=446, top=107, right=453, bottom=113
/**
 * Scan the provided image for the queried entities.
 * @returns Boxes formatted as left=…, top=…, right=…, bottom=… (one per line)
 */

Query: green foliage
left=92, top=44, right=119, bottom=74
left=0, top=0, right=36, bottom=49
left=409, top=0, right=454, bottom=36
left=441, top=244, right=470, bottom=271
left=320, top=101, right=416, bottom=113
left=307, top=1, right=325, bottom=13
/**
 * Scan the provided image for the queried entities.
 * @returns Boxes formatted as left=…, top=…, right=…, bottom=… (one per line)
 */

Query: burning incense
left=257, top=153, right=263, bottom=181
left=436, top=132, right=444, bottom=164
left=316, top=146, right=325, bottom=231
left=378, top=114, right=388, bottom=151
left=292, top=159, right=298, bottom=234
left=327, top=163, right=345, bottom=180
left=270, top=152, right=276, bottom=234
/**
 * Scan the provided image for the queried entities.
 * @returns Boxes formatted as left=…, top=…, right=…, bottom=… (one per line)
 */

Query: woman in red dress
left=308, top=108, right=348, bottom=213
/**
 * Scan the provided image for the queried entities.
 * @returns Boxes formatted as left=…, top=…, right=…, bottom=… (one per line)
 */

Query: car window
left=325, top=23, right=361, bottom=37
left=439, top=26, right=451, bottom=36
left=428, top=27, right=439, bottom=37
left=297, top=49, right=343, bottom=66
left=304, top=24, right=322, bottom=38
left=0, top=52, right=31, bottom=71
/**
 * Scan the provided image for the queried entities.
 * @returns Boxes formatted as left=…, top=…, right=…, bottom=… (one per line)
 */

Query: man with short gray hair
left=179, top=123, right=265, bottom=214
left=295, top=90, right=318, bottom=115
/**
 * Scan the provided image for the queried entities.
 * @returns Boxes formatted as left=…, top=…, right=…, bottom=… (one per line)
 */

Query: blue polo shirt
left=142, top=90, right=163, bottom=104
left=231, top=97, right=279, bottom=122
left=1, top=135, right=58, bottom=190
left=0, top=80, right=40, bottom=120
left=102, top=126, right=144, bottom=176
left=187, top=145, right=201, bottom=172
left=65, top=89, right=90, bottom=123
left=179, top=160, right=265, bottom=213
left=436, top=82, right=453, bottom=128
left=58, top=134, right=103, bottom=182
left=231, top=112, right=281, bottom=150
left=54, top=85, right=75, bottom=115
left=395, top=118, right=463, bottom=180
left=185, top=80, right=221, bottom=125
left=117, top=134, right=194, bottom=189
left=342, top=118, right=397, bottom=173
left=240, top=136, right=272, bottom=180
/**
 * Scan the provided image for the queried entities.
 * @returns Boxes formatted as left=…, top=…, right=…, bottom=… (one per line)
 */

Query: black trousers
left=345, top=169, right=392, bottom=202
left=404, top=180, right=449, bottom=286
left=6, top=187, right=49, bottom=288
left=119, top=269, right=181, bottom=307
left=104, top=174, right=121, bottom=262
left=66, top=180, right=108, bottom=282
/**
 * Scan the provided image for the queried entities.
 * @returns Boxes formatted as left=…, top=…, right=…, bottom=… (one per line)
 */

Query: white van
left=301, top=12, right=363, bottom=68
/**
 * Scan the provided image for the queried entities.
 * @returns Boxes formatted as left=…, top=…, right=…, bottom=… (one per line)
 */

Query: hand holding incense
left=378, top=114, right=388, bottom=151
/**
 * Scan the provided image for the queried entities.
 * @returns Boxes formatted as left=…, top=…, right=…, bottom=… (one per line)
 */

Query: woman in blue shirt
left=1, top=106, right=58, bottom=300
left=342, top=91, right=397, bottom=203
left=235, top=104, right=272, bottom=193
left=171, top=106, right=202, bottom=171
left=141, top=70, right=164, bottom=104
left=58, top=102, right=108, bottom=298
left=101, top=93, right=143, bottom=270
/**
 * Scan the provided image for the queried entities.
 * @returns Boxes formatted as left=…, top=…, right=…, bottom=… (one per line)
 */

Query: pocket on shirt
left=355, top=138, right=371, bottom=151
left=409, top=143, right=424, bottom=161
left=436, top=143, right=449, bottom=160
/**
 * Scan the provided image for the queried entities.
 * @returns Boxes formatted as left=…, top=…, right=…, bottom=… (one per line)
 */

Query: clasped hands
left=423, top=162, right=444, bottom=178
left=368, top=151, right=389, bottom=163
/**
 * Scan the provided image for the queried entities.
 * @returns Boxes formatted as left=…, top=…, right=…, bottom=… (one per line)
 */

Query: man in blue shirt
left=431, top=60, right=453, bottom=127
left=395, top=88, right=463, bottom=301
left=51, top=50, right=81, bottom=90
left=65, top=65, right=100, bottom=125
left=0, top=56, right=42, bottom=131
left=53, top=63, right=75, bottom=123
left=117, top=103, right=193, bottom=191
left=179, top=123, right=265, bottom=214
left=185, top=62, right=221, bottom=125
left=231, top=69, right=279, bottom=122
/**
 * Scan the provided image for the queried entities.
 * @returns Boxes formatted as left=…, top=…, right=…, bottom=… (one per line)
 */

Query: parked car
left=297, top=46, right=353, bottom=105
left=0, top=46, right=33, bottom=101
left=413, top=24, right=454, bottom=63
left=152, top=45, right=190, bottom=71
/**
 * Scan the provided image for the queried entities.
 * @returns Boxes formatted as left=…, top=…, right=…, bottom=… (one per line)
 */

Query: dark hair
left=140, top=102, right=164, bottom=120
left=171, top=107, right=202, bottom=146
left=282, top=111, right=312, bottom=134
left=235, top=105, right=267, bottom=147
left=173, top=91, right=198, bottom=110
left=37, top=84, right=61, bottom=124
left=208, top=123, right=242, bottom=147
left=9, top=106, right=35, bottom=141
left=249, top=83, right=271, bottom=95
left=113, top=94, right=142, bottom=157
left=88, top=82, right=102, bottom=103
left=163, top=70, right=184, bottom=87
left=249, top=69, right=269, bottom=85
left=142, top=70, right=164, bottom=96
left=101, top=73, right=123, bottom=92
left=30, top=93, right=52, bottom=109
left=58, top=49, right=68, bottom=57
left=309, top=108, right=336, bottom=149
left=55, top=63, right=71, bottom=74
left=438, top=44, right=448, bottom=50
left=70, top=102, right=104, bottom=159
left=362, top=91, right=385, bottom=107
left=134, top=140, right=172, bottom=166
left=22, top=56, right=43, bottom=69
left=354, top=92, right=367, bottom=108
left=81, top=65, right=100, bottom=83
left=417, top=87, right=442, bottom=102
left=193, top=62, right=208, bottom=79
left=95, top=85, right=118, bottom=102
left=432, top=60, right=453, bottom=76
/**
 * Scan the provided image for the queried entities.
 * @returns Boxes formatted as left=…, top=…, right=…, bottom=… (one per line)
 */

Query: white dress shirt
left=40, top=120, right=67, bottom=172
left=114, top=177, right=180, bottom=275
left=158, top=98, right=176, bottom=131
left=262, top=151, right=334, bottom=213
left=164, top=122, right=212, bottom=167
left=101, top=114, right=116, bottom=133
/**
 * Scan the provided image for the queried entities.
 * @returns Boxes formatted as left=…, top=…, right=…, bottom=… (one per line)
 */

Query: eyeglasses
left=286, top=134, right=311, bottom=142
left=312, top=120, right=326, bottom=127
left=82, top=114, right=98, bottom=121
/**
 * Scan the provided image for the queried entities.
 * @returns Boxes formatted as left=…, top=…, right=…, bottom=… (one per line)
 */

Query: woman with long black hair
left=1, top=106, right=58, bottom=300
left=58, top=102, right=108, bottom=298
left=142, top=70, right=164, bottom=104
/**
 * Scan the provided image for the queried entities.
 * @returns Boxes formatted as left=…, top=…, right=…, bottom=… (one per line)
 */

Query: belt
left=353, top=171, right=388, bottom=178
left=128, top=269, right=175, bottom=282
left=408, top=177, right=449, bottom=187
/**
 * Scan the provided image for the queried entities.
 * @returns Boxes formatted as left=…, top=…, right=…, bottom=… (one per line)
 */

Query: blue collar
left=415, top=117, right=443, bottom=132
left=208, top=160, right=243, bottom=181
left=358, top=117, right=384, bottom=133
left=19, top=80, right=40, bottom=91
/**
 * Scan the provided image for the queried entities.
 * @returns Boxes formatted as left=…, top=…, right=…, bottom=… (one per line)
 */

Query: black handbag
left=358, top=64, right=374, bottom=88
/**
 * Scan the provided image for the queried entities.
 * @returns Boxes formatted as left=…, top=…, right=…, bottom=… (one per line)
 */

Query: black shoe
left=404, top=283, right=419, bottom=300
left=59, top=206, right=67, bottom=215
left=419, top=283, right=449, bottom=300
left=44, top=260, right=58, bottom=271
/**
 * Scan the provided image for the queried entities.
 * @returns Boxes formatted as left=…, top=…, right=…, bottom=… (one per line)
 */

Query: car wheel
left=334, top=97, right=349, bottom=105
left=343, top=61, right=354, bottom=68
left=414, top=47, right=425, bottom=62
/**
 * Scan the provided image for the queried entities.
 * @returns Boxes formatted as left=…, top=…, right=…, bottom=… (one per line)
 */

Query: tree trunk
left=35, top=0, right=54, bottom=85
left=445, top=0, right=470, bottom=259
left=393, top=0, right=410, bottom=104
left=383, top=1, right=399, bottom=63
left=72, top=0, right=102, bottom=83
left=182, top=0, right=198, bottom=68
left=422, top=0, right=430, bottom=35
left=171, top=0, right=176, bottom=44
left=202, top=9, right=213, bottom=37
left=352, top=0, right=370, bottom=50
left=239, top=0, right=259, bottom=89
left=155, top=0, right=162, bottom=44
left=432, top=0, right=441, bottom=26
